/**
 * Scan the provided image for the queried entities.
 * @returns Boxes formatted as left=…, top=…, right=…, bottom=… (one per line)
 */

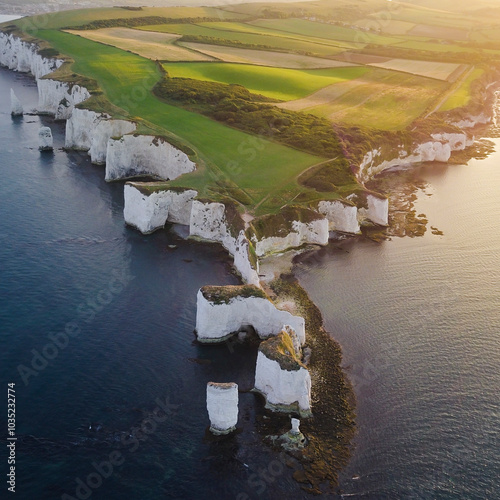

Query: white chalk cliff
left=254, top=328, right=311, bottom=416
left=89, top=118, right=136, bottom=165
left=10, top=88, right=23, bottom=116
left=190, top=200, right=260, bottom=286
left=317, top=200, right=361, bottom=233
left=38, top=127, right=53, bottom=151
left=105, top=134, right=195, bottom=182
left=65, top=108, right=101, bottom=150
left=66, top=108, right=137, bottom=165
left=252, top=217, right=329, bottom=257
left=37, top=79, right=90, bottom=120
left=359, top=194, right=389, bottom=226
left=451, top=112, right=492, bottom=129
left=0, top=32, right=62, bottom=79
left=124, top=183, right=197, bottom=234
left=195, top=286, right=305, bottom=344
left=206, top=382, right=238, bottom=435
left=358, top=132, right=471, bottom=183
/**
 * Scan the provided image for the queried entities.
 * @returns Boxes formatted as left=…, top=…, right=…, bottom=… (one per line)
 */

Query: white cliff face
left=124, top=183, right=197, bottom=233
left=105, top=135, right=196, bottom=182
left=123, top=185, right=171, bottom=234
left=452, top=112, right=492, bottom=129
left=10, top=88, right=23, bottom=116
left=253, top=218, right=329, bottom=257
left=65, top=108, right=136, bottom=164
left=317, top=200, right=360, bottom=234
left=358, top=132, right=469, bottom=183
left=162, top=189, right=198, bottom=226
left=65, top=108, right=102, bottom=150
left=38, top=127, right=53, bottom=151
left=37, top=79, right=90, bottom=120
left=230, top=232, right=259, bottom=286
left=89, top=119, right=136, bottom=165
left=190, top=201, right=226, bottom=241
left=359, top=143, right=448, bottom=182
left=0, top=32, right=62, bottom=79
left=206, top=382, right=238, bottom=434
left=195, top=290, right=306, bottom=345
left=415, top=141, right=451, bottom=163
left=359, top=194, right=389, bottom=226
left=431, top=133, right=467, bottom=151
left=254, top=351, right=311, bottom=416
left=190, top=201, right=260, bottom=286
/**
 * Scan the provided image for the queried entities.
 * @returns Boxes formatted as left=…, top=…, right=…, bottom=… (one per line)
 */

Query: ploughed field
left=6, top=0, right=500, bottom=213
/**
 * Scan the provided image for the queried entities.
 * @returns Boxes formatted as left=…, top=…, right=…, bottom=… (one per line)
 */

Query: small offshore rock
left=291, top=418, right=301, bottom=435
left=273, top=418, right=308, bottom=451
left=38, top=127, right=53, bottom=152
left=10, top=88, right=23, bottom=116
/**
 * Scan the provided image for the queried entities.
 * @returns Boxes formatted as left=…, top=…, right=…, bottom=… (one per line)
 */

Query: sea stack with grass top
left=206, top=382, right=238, bottom=435
left=254, top=326, right=312, bottom=417
left=195, top=285, right=305, bottom=344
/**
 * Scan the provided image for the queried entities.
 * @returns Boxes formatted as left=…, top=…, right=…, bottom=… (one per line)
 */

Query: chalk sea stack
left=38, top=127, right=53, bottom=152
left=254, top=326, right=312, bottom=417
left=206, top=382, right=238, bottom=435
left=10, top=88, right=23, bottom=116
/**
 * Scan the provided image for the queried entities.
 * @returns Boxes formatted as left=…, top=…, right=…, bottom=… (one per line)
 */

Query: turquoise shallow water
left=296, top=137, right=500, bottom=498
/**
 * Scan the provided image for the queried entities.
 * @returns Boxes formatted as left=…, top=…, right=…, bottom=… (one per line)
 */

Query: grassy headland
left=3, top=0, right=500, bottom=216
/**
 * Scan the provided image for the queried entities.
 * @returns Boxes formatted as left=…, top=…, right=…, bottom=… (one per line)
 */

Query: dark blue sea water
left=0, top=67, right=307, bottom=499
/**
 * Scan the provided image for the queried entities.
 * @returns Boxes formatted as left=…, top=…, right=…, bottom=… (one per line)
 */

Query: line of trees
left=153, top=75, right=345, bottom=159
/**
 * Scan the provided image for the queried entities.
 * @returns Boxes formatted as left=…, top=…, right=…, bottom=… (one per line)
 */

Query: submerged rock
left=206, top=382, right=238, bottom=435
left=38, top=127, right=53, bottom=152
left=10, top=89, right=23, bottom=116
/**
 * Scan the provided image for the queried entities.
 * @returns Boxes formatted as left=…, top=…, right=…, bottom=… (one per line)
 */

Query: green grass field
left=391, top=39, right=476, bottom=54
left=195, top=21, right=361, bottom=50
left=250, top=18, right=399, bottom=46
left=15, top=6, right=248, bottom=31
left=138, top=23, right=345, bottom=57
left=163, top=62, right=369, bottom=101
left=439, top=68, right=485, bottom=111
left=305, top=69, right=448, bottom=130
left=6, top=0, right=497, bottom=216
left=35, top=29, right=322, bottom=210
left=179, top=42, right=353, bottom=69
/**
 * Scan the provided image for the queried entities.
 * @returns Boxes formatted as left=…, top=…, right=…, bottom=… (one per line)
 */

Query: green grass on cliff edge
left=6, top=1, right=494, bottom=215
left=33, top=29, right=324, bottom=211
